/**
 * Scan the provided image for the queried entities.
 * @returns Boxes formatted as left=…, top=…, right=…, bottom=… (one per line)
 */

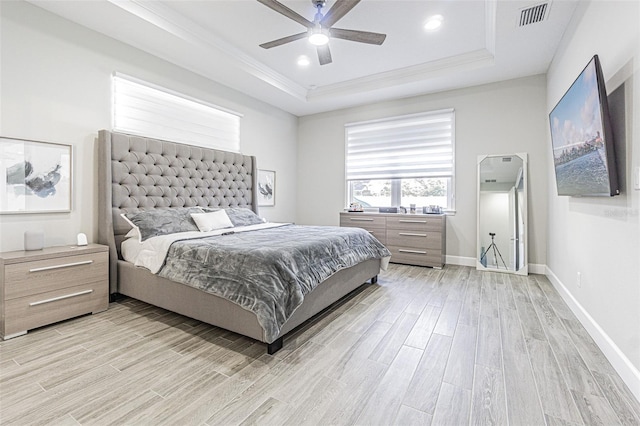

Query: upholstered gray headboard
left=97, top=130, right=258, bottom=294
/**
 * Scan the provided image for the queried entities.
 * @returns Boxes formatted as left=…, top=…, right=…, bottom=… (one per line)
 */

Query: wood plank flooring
left=1, top=264, right=639, bottom=425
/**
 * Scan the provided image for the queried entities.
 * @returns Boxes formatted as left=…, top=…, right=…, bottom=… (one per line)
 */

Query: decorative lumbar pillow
left=224, top=207, right=264, bottom=227
left=121, top=207, right=203, bottom=242
left=191, top=210, right=234, bottom=232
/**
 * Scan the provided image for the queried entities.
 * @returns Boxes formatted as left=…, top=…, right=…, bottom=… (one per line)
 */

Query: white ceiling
left=29, top=0, right=579, bottom=116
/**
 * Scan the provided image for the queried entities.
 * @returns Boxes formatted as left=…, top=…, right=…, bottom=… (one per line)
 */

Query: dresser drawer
left=388, top=246, right=443, bottom=268
left=386, top=216, right=443, bottom=232
left=4, top=252, right=108, bottom=300
left=386, top=230, right=442, bottom=250
left=3, top=281, right=108, bottom=336
left=340, top=214, right=386, bottom=244
left=340, top=214, right=386, bottom=228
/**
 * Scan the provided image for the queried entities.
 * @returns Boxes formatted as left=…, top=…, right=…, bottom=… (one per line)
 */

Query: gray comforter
left=158, top=224, right=390, bottom=342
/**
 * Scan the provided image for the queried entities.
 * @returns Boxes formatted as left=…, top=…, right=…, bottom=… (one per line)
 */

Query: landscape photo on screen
left=549, top=57, right=612, bottom=196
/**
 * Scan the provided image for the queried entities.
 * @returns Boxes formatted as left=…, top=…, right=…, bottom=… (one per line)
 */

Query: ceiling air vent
left=519, top=2, right=549, bottom=27
left=502, top=157, right=512, bottom=162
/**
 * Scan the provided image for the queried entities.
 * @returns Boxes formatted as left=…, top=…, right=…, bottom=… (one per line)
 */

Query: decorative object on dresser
left=24, top=230, right=45, bottom=251
left=0, top=137, right=72, bottom=214
left=0, top=244, right=109, bottom=340
left=340, top=211, right=446, bottom=268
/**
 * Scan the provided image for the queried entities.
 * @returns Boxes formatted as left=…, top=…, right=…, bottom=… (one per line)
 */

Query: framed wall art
left=0, top=137, right=72, bottom=214
left=257, top=169, right=275, bottom=207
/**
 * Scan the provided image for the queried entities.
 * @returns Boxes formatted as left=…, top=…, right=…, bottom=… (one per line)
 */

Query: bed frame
left=97, top=130, right=381, bottom=353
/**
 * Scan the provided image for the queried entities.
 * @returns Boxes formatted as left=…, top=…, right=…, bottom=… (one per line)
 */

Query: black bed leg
left=371, top=275, right=378, bottom=284
left=267, top=337, right=283, bottom=355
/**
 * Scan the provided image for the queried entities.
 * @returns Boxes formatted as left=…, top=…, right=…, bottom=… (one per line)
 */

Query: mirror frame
left=476, top=153, right=528, bottom=275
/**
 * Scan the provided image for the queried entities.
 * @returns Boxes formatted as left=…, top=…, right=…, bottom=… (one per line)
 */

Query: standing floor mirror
left=477, top=153, right=528, bottom=275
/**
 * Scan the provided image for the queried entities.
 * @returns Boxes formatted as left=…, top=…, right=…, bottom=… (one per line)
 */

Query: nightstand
left=0, top=244, right=109, bottom=339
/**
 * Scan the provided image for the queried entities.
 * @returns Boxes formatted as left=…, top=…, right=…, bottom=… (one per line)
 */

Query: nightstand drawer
left=4, top=252, right=108, bottom=300
left=386, top=230, right=442, bottom=249
left=3, top=282, right=108, bottom=336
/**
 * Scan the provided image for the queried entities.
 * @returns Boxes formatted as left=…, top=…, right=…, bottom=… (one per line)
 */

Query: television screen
left=549, top=55, right=619, bottom=196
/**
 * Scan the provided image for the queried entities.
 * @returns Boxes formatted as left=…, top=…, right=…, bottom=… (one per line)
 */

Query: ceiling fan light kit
left=308, top=29, right=329, bottom=46
left=257, top=0, right=387, bottom=65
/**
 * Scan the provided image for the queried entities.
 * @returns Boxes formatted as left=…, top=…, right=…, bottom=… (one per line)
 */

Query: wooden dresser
left=0, top=244, right=109, bottom=339
left=340, top=212, right=446, bottom=268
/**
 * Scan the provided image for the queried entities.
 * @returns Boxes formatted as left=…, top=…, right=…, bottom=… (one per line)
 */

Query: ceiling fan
left=257, top=0, right=387, bottom=65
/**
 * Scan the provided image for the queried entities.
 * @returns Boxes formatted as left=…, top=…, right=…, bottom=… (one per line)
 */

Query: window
left=346, top=109, right=455, bottom=211
left=112, top=73, right=242, bottom=152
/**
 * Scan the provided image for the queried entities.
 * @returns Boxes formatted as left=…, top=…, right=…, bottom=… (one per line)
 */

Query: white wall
left=546, top=0, right=640, bottom=395
left=0, top=1, right=298, bottom=252
left=298, top=76, right=549, bottom=265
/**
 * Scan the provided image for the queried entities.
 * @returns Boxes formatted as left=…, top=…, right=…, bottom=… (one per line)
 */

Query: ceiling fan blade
left=257, top=0, right=314, bottom=29
left=259, top=32, right=308, bottom=49
left=317, top=44, right=332, bottom=65
left=321, top=0, right=361, bottom=28
left=329, top=28, right=386, bottom=45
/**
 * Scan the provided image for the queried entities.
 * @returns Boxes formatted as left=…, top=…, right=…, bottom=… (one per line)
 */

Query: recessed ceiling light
left=297, top=55, right=311, bottom=67
left=424, top=15, right=443, bottom=32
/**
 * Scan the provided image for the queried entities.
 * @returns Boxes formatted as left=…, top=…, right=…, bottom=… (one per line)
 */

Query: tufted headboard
left=97, top=130, right=258, bottom=294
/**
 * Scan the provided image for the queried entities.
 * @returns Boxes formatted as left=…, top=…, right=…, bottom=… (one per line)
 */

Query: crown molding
left=306, top=48, right=495, bottom=101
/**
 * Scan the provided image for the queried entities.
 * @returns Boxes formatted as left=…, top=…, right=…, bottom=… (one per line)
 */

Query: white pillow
left=191, top=210, right=234, bottom=232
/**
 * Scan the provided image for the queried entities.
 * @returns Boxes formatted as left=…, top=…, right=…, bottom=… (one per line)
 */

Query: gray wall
left=0, top=1, right=299, bottom=251
left=546, top=0, right=640, bottom=377
left=297, top=75, right=549, bottom=266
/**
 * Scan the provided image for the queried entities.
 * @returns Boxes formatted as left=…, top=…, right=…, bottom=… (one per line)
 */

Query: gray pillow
left=203, top=207, right=264, bottom=227
left=122, top=207, right=204, bottom=242
left=226, top=208, right=264, bottom=227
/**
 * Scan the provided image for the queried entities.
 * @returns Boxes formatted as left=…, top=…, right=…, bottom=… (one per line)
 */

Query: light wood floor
left=1, top=264, right=639, bottom=425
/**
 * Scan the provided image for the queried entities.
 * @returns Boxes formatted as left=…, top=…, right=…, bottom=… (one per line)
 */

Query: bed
left=97, top=130, right=389, bottom=353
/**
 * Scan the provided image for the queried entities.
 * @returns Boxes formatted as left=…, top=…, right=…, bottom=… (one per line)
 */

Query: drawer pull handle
left=29, top=289, right=94, bottom=306
left=29, top=260, right=93, bottom=273
left=350, top=218, right=374, bottom=222
left=399, top=220, right=427, bottom=224
left=398, top=232, right=427, bottom=237
left=399, top=249, right=427, bottom=254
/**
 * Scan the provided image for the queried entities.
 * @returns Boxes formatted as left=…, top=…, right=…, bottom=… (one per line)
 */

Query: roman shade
left=113, top=73, right=242, bottom=152
left=345, top=109, right=454, bottom=181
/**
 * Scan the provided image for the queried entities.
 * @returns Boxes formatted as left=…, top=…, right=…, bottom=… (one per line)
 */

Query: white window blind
left=113, top=73, right=242, bottom=152
left=346, top=109, right=454, bottom=181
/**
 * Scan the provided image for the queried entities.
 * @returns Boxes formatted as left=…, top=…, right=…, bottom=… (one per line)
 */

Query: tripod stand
left=480, top=233, right=508, bottom=269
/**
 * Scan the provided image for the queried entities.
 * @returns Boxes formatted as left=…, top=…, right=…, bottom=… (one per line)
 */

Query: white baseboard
left=528, top=263, right=546, bottom=274
left=446, top=255, right=475, bottom=267
left=546, top=266, right=640, bottom=403
left=445, top=256, right=545, bottom=275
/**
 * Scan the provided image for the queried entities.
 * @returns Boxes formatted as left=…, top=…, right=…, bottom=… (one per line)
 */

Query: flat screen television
left=549, top=55, right=619, bottom=196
